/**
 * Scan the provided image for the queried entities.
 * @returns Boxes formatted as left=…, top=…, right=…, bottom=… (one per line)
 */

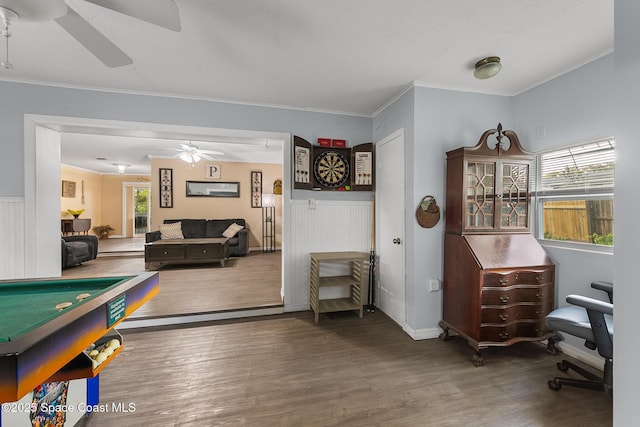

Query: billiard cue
left=367, top=193, right=376, bottom=312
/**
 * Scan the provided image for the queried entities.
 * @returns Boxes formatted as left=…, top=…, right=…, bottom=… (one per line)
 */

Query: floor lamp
left=262, top=193, right=276, bottom=253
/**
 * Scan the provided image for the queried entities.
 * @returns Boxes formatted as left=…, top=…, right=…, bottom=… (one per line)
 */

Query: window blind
left=535, top=139, right=615, bottom=195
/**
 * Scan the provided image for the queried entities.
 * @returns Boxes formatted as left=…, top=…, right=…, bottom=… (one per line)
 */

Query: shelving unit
left=309, top=251, right=368, bottom=322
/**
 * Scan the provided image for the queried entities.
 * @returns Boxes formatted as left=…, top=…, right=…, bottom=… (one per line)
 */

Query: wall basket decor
left=159, top=168, right=173, bottom=208
left=415, top=195, right=440, bottom=228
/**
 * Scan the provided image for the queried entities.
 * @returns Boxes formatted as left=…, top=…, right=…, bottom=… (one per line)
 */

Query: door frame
left=121, top=182, right=152, bottom=238
left=23, top=115, right=289, bottom=298
left=375, top=127, right=407, bottom=330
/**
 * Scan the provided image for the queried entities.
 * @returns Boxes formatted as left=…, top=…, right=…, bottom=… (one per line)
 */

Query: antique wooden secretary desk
left=439, top=124, right=557, bottom=366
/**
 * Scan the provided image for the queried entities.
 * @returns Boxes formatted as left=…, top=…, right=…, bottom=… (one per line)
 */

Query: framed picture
left=62, top=180, right=76, bottom=198
left=186, top=181, right=240, bottom=197
left=159, top=168, right=173, bottom=208
left=251, top=171, right=262, bottom=208
left=205, top=164, right=221, bottom=179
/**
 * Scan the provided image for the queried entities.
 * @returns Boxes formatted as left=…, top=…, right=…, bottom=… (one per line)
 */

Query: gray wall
left=373, top=55, right=614, bottom=337
left=614, top=0, right=639, bottom=422
left=514, top=54, right=615, bottom=352
left=513, top=54, right=614, bottom=151
left=0, top=81, right=372, bottom=199
left=411, top=88, right=514, bottom=329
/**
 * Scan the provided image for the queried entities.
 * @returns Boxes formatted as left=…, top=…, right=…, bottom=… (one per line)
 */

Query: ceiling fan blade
left=199, top=150, right=225, bottom=156
left=198, top=153, right=216, bottom=161
left=84, top=0, right=181, bottom=32
left=55, top=7, right=132, bottom=67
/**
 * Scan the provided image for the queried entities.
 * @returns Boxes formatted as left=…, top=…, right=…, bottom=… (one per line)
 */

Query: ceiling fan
left=164, top=142, right=225, bottom=164
left=0, top=0, right=181, bottom=68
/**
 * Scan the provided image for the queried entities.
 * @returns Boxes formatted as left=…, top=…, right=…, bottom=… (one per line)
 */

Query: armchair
left=544, top=281, right=613, bottom=396
left=61, top=235, right=99, bottom=269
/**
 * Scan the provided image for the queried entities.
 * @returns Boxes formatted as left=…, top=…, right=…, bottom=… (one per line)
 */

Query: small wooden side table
left=309, top=251, right=368, bottom=322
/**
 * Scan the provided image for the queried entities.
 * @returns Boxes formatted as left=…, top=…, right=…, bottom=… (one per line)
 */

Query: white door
left=375, top=129, right=405, bottom=327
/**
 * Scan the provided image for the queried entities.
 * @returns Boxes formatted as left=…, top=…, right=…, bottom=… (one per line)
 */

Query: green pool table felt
left=0, top=276, right=133, bottom=342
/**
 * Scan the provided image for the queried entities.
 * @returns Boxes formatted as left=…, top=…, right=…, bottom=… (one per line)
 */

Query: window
left=534, top=138, right=614, bottom=247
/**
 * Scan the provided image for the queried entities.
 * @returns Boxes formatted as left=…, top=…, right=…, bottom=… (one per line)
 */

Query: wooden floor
left=76, top=310, right=612, bottom=427
left=63, top=241, right=283, bottom=318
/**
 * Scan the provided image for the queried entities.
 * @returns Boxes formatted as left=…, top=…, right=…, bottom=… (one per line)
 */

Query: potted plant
left=92, top=225, right=115, bottom=239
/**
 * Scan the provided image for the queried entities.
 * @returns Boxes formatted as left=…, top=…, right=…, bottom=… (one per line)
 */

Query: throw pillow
left=222, top=222, right=243, bottom=238
left=160, top=222, right=184, bottom=240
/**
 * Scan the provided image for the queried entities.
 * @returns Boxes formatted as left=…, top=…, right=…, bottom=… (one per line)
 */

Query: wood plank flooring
left=62, top=248, right=282, bottom=317
left=76, top=311, right=611, bottom=427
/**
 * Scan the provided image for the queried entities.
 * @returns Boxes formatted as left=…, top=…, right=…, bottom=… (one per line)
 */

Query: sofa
left=61, top=235, right=99, bottom=269
left=145, top=219, right=250, bottom=257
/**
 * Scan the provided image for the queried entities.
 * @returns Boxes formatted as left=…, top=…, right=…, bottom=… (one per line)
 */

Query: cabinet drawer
left=187, top=244, right=224, bottom=259
left=481, top=302, right=553, bottom=323
left=482, top=285, right=551, bottom=305
left=146, top=245, right=184, bottom=259
left=482, top=269, right=553, bottom=287
left=480, top=322, right=547, bottom=342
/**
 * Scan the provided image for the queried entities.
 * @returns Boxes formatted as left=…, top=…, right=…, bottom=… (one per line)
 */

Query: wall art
left=159, top=168, right=173, bottom=208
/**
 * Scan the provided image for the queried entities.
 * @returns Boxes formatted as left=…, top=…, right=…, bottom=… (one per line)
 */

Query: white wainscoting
left=285, top=199, right=372, bottom=312
left=0, top=197, right=25, bottom=279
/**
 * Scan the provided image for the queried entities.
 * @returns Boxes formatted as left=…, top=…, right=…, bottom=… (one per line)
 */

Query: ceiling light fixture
left=0, top=7, right=17, bottom=70
left=473, top=56, right=502, bottom=79
left=113, top=164, right=128, bottom=174
left=179, top=151, right=201, bottom=164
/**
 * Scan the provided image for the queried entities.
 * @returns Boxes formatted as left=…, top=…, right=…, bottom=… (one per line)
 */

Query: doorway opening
left=27, top=115, right=289, bottom=323
left=129, top=184, right=151, bottom=238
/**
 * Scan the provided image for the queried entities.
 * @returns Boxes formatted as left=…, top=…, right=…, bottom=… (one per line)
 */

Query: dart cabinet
left=439, top=124, right=557, bottom=366
left=293, top=136, right=374, bottom=191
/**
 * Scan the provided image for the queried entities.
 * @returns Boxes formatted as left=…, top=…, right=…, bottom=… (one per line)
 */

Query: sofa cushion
left=165, top=219, right=206, bottom=238
left=223, top=222, right=244, bottom=238
left=160, top=222, right=184, bottom=240
left=66, top=241, right=91, bottom=258
left=205, top=219, right=245, bottom=238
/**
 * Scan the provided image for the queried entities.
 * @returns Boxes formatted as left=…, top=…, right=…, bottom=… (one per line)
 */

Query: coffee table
left=145, top=237, right=230, bottom=270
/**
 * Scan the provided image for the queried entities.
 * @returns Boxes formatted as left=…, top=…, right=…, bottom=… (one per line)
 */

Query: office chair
left=544, top=281, right=613, bottom=396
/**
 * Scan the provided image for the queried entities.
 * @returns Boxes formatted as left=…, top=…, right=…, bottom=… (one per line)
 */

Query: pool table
left=0, top=273, right=159, bottom=403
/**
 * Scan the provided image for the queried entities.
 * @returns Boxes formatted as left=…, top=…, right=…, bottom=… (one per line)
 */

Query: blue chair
left=544, top=281, right=613, bottom=396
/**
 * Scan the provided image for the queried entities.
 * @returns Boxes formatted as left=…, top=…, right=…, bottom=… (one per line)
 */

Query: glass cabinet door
left=465, top=161, right=496, bottom=229
left=464, top=160, right=530, bottom=232
left=500, top=162, right=529, bottom=230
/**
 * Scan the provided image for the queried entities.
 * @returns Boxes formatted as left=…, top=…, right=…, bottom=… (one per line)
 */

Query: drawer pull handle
left=499, top=313, right=509, bottom=321
left=163, top=251, right=168, bottom=255
left=499, top=277, right=508, bottom=284
left=536, top=309, right=543, bottom=315
left=499, top=332, right=509, bottom=339
left=500, top=295, right=510, bottom=303
left=536, top=275, right=544, bottom=283
left=203, top=250, right=207, bottom=254
left=536, top=292, right=543, bottom=299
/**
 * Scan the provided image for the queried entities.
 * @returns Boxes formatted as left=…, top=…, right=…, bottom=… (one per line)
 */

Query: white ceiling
left=0, top=0, right=614, bottom=174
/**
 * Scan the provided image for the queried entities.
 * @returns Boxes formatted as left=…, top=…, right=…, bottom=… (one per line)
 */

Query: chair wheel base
left=548, top=379, right=561, bottom=391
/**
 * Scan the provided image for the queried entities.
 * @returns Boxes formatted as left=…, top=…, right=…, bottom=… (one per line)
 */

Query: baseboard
left=403, top=325, right=442, bottom=340
left=119, top=306, right=284, bottom=329
left=284, top=304, right=309, bottom=313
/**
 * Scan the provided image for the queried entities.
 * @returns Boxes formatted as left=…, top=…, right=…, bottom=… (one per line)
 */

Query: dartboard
left=313, top=150, right=350, bottom=188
